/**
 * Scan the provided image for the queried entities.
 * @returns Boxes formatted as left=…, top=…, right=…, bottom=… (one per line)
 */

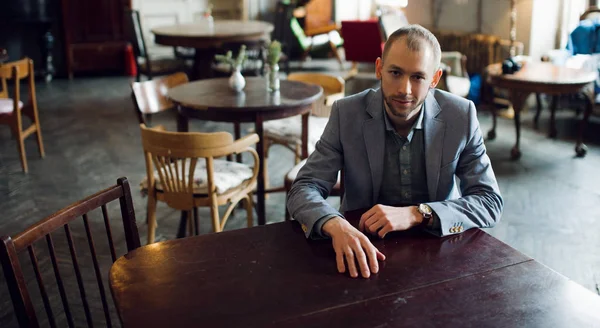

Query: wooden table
left=168, top=77, right=323, bottom=226
left=152, top=20, right=274, bottom=80
left=486, top=62, right=597, bottom=159
left=110, top=210, right=600, bottom=327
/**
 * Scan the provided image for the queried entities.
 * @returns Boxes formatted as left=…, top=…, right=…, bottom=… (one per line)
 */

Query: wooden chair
left=0, top=58, right=45, bottom=173
left=261, top=73, right=344, bottom=192
left=130, top=71, right=189, bottom=126
left=0, top=177, right=141, bottom=328
left=124, top=9, right=189, bottom=82
left=437, top=52, right=471, bottom=98
left=140, top=124, right=259, bottom=244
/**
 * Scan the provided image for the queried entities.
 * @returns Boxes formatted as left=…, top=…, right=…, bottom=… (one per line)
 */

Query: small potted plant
left=215, top=45, right=247, bottom=92
left=265, top=40, right=282, bottom=92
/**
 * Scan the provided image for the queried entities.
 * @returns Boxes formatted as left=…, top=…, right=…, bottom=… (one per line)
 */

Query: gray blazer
left=287, top=88, right=503, bottom=238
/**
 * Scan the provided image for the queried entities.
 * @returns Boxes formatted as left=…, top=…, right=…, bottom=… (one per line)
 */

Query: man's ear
left=375, top=57, right=383, bottom=80
left=430, top=68, right=443, bottom=89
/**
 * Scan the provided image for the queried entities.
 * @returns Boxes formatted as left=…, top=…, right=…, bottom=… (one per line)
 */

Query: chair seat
left=0, top=98, right=23, bottom=114
left=139, top=58, right=188, bottom=75
left=285, top=158, right=341, bottom=192
left=263, top=116, right=329, bottom=154
left=446, top=75, right=471, bottom=98
left=141, top=158, right=254, bottom=195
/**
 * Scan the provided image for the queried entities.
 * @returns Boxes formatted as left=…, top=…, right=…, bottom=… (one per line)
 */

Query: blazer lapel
left=424, top=91, right=446, bottom=201
left=363, top=90, right=385, bottom=204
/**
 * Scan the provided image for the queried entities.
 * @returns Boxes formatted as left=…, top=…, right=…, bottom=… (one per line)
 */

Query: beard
left=382, top=88, right=425, bottom=119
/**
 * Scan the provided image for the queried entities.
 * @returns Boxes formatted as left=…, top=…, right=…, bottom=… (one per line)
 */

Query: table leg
left=533, top=93, right=543, bottom=129
left=255, top=114, right=266, bottom=225
left=508, top=90, right=531, bottom=160
left=549, top=95, right=558, bottom=138
left=575, top=83, right=595, bottom=157
left=192, top=48, right=217, bottom=80
left=234, top=122, right=243, bottom=163
left=301, top=112, right=309, bottom=159
left=177, top=108, right=189, bottom=132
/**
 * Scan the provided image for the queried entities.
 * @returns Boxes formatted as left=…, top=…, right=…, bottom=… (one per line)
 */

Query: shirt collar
left=383, top=102, right=425, bottom=142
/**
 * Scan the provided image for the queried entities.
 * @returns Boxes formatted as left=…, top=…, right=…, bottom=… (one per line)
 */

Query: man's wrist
left=322, top=216, right=346, bottom=237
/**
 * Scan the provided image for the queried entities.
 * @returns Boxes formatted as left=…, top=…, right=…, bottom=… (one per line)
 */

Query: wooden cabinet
left=60, top=0, right=131, bottom=77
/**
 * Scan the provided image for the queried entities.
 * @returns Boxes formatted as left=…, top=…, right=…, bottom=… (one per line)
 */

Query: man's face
left=375, top=38, right=442, bottom=121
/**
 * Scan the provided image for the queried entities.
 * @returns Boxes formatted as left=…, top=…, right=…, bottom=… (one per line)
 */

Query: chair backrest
left=341, top=20, right=384, bottom=63
left=378, top=11, right=409, bottom=40
left=287, top=72, right=344, bottom=117
left=130, top=72, right=189, bottom=124
left=139, top=124, right=259, bottom=210
left=123, top=9, right=149, bottom=61
left=0, top=177, right=141, bottom=328
left=581, top=6, right=600, bottom=21
left=0, top=58, right=36, bottom=108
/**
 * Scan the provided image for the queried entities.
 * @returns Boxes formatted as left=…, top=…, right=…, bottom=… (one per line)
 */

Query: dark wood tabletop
left=486, top=62, right=597, bottom=159
left=152, top=20, right=274, bottom=80
left=169, top=77, right=323, bottom=227
left=109, top=210, right=600, bottom=327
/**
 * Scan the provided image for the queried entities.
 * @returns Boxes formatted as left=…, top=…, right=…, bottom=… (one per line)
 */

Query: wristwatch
left=418, top=203, right=434, bottom=228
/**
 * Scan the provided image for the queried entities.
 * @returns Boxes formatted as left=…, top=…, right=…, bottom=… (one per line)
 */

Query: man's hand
left=359, top=205, right=422, bottom=238
left=322, top=217, right=386, bottom=278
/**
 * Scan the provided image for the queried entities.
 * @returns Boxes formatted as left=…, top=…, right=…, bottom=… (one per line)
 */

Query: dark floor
left=1, top=59, right=600, bottom=327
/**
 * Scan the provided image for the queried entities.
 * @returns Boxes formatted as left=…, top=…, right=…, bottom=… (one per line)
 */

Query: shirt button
left=404, top=192, right=410, bottom=198
left=402, top=146, right=407, bottom=150
left=403, top=169, right=408, bottom=175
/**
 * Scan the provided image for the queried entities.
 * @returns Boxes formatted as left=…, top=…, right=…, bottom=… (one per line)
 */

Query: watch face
left=419, top=204, right=432, bottom=215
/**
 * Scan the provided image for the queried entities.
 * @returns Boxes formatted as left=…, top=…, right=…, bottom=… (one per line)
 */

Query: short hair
left=382, top=24, right=441, bottom=71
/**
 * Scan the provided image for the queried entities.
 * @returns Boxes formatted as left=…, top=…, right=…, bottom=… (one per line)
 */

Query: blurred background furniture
left=341, top=19, right=385, bottom=78
left=0, top=58, right=45, bottom=173
left=130, top=72, right=188, bottom=128
left=211, top=40, right=266, bottom=78
left=140, top=125, right=258, bottom=244
left=262, top=73, right=344, bottom=194
left=60, top=0, right=131, bottom=78
left=438, top=52, right=471, bottom=98
left=124, top=10, right=190, bottom=82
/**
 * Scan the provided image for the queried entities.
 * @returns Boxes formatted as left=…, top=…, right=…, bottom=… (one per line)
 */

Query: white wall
left=529, top=0, right=562, bottom=60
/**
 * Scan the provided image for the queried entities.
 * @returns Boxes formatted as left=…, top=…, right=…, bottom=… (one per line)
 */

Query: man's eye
left=413, top=76, right=425, bottom=80
left=389, top=71, right=400, bottom=77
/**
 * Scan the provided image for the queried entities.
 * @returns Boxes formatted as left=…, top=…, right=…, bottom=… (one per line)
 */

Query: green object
left=267, top=40, right=282, bottom=66
left=214, top=45, right=247, bottom=71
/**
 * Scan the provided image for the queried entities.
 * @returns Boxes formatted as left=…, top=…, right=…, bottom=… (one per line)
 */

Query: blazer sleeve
left=426, top=101, right=504, bottom=236
left=287, top=100, right=345, bottom=239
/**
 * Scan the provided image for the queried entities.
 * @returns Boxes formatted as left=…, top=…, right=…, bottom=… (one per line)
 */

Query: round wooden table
left=168, top=77, right=323, bottom=225
left=152, top=20, right=274, bottom=80
left=486, top=62, right=597, bottom=159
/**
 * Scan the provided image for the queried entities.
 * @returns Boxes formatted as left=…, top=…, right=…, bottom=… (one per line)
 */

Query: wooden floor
left=1, top=61, right=600, bottom=326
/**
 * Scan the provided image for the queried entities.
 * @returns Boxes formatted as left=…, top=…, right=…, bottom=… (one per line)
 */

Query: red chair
left=341, top=19, right=385, bottom=77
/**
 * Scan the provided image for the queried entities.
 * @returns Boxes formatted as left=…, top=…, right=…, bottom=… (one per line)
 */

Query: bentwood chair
left=140, top=124, right=259, bottom=244
left=0, top=177, right=141, bottom=328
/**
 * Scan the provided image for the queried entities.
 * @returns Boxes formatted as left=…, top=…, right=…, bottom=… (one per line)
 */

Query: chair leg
left=177, top=210, right=188, bottom=238
left=16, top=132, right=28, bottom=173
left=187, top=210, right=194, bottom=236
left=146, top=192, right=158, bottom=244
left=210, top=195, right=221, bottom=233
left=245, top=195, right=254, bottom=227
left=533, top=93, right=543, bottom=129
left=193, top=207, right=199, bottom=235
left=31, top=107, right=45, bottom=158
left=329, top=41, right=343, bottom=68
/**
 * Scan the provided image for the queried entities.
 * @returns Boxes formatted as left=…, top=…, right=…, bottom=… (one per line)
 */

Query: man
left=287, top=25, right=503, bottom=279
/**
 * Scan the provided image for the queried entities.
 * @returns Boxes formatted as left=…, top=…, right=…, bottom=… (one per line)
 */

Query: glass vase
left=266, top=63, right=280, bottom=92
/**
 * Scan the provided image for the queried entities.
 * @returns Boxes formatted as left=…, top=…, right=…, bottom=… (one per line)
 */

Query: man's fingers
left=359, top=206, right=378, bottom=231
left=344, top=248, right=359, bottom=278
left=378, top=224, right=393, bottom=239
left=335, top=249, right=346, bottom=273
left=351, top=243, right=370, bottom=278
left=366, top=216, right=386, bottom=234
left=364, top=242, right=379, bottom=274
left=376, top=249, right=386, bottom=261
